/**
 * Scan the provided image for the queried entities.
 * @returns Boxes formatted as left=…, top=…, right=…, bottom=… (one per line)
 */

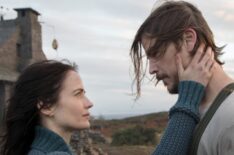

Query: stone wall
left=0, top=20, right=19, bottom=71
left=70, top=130, right=107, bottom=155
left=0, top=82, right=5, bottom=125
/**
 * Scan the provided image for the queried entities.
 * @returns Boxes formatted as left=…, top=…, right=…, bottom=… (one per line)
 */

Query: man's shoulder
left=226, top=90, right=234, bottom=100
left=199, top=90, right=234, bottom=139
left=210, top=91, right=234, bottom=123
left=218, top=90, right=234, bottom=113
left=200, top=93, right=234, bottom=136
left=197, top=91, right=234, bottom=154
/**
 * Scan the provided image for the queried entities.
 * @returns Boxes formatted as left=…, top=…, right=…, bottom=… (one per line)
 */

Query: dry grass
left=95, top=144, right=155, bottom=155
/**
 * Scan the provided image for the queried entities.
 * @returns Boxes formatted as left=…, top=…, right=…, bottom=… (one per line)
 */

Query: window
left=16, top=43, right=21, bottom=57
left=21, top=11, right=26, bottom=17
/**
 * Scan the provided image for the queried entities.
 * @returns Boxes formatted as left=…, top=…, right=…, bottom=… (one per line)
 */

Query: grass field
left=95, top=144, right=156, bottom=155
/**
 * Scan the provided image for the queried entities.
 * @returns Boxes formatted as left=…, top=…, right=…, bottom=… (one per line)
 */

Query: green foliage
left=111, top=125, right=156, bottom=146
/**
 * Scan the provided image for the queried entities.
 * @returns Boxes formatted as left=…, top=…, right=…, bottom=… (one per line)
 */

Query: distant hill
left=91, top=111, right=169, bottom=138
left=89, top=112, right=169, bottom=155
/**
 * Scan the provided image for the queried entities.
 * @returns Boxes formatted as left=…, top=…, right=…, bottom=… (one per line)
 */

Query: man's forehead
left=142, top=37, right=157, bottom=53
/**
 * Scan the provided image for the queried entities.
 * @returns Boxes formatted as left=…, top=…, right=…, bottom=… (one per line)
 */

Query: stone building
left=0, top=8, right=105, bottom=155
left=0, top=8, right=46, bottom=124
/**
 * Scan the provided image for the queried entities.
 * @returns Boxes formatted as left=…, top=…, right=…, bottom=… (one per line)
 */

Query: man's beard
left=167, top=76, right=179, bottom=94
left=168, top=82, right=179, bottom=94
left=155, top=74, right=179, bottom=94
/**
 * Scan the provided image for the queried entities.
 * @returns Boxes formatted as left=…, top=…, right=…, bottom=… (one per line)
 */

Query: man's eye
left=155, top=50, right=164, bottom=57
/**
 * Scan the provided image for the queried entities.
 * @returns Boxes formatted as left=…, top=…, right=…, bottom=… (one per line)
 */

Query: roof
left=14, top=8, right=40, bottom=16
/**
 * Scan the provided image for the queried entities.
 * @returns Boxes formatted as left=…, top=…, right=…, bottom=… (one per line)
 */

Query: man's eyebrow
left=145, top=48, right=154, bottom=57
left=145, top=49, right=150, bottom=54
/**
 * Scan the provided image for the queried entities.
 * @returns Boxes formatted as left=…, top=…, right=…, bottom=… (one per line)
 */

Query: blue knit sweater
left=28, top=126, right=74, bottom=155
left=28, top=81, right=203, bottom=155
left=152, top=81, right=205, bottom=155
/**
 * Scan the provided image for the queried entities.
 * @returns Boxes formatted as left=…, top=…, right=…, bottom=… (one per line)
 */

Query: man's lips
left=162, top=79, right=168, bottom=86
left=156, top=75, right=167, bottom=82
left=156, top=75, right=165, bottom=81
left=156, top=75, right=168, bottom=86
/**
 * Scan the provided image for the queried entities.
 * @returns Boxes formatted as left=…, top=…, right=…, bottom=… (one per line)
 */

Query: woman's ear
left=37, top=101, right=55, bottom=117
left=183, top=28, right=197, bottom=53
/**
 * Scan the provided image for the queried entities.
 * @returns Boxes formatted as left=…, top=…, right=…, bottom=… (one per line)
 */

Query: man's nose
left=149, top=59, right=158, bottom=75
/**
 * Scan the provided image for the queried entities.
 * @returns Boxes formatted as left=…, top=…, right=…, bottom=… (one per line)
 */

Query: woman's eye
left=75, top=90, right=86, bottom=96
left=75, top=92, right=81, bottom=96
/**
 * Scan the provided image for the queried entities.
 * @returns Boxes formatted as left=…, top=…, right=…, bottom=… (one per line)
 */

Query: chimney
left=14, top=8, right=44, bottom=71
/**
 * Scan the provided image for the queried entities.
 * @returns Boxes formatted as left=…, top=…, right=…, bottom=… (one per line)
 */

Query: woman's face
left=51, top=70, right=93, bottom=131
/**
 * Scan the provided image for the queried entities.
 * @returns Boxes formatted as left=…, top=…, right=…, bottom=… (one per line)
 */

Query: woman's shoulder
left=28, top=149, right=71, bottom=155
left=28, top=149, right=46, bottom=155
left=47, top=151, right=71, bottom=155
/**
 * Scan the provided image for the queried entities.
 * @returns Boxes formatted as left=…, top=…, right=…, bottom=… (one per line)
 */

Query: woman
left=1, top=60, right=93, bottom=155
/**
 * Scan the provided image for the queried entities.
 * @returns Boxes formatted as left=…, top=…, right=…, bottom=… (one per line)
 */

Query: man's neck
left=200, top=63, right=234, bottom=112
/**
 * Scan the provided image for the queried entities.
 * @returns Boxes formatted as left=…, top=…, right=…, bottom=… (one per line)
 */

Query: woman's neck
left=41, top=120, right=72, bottom=144
left=51, top=127, right=72, bottom=144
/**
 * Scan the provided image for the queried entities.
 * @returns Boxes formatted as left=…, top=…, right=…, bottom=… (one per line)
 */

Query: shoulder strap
left=189, top=83, right=234, bottom=155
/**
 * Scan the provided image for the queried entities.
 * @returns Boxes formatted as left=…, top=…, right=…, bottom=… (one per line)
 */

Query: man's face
left=142, top=37, right=191, bottom=94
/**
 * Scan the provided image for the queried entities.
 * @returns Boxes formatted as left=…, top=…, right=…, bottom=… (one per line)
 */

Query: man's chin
left=167, top=84, right=178, bottom=94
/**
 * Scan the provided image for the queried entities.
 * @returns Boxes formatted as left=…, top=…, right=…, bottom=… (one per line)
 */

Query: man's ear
left=37, top=101, right=56, bottom=117
left=183, top=28, right=197, bottom=53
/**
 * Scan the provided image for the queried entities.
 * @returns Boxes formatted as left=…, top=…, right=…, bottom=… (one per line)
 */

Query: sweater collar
left=31, top=126, right=73, bottom=154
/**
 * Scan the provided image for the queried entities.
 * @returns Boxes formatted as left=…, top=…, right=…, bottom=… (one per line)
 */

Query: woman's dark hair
left=0, top=60, right=77, bottom=155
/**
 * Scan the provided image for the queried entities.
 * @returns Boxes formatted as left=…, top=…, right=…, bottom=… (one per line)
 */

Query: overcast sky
left=1, top=0, right=234, bottom=118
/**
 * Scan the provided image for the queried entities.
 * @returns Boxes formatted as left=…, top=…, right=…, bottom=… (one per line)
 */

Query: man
left=130, top=1, right=234, bottom=155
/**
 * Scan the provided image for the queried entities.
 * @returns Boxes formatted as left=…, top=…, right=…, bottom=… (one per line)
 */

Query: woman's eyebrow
left=72, top=88, right=84, bottom=94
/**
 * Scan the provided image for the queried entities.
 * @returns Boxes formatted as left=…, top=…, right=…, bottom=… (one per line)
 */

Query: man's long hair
left=130, top=1, right=225, bottom=99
